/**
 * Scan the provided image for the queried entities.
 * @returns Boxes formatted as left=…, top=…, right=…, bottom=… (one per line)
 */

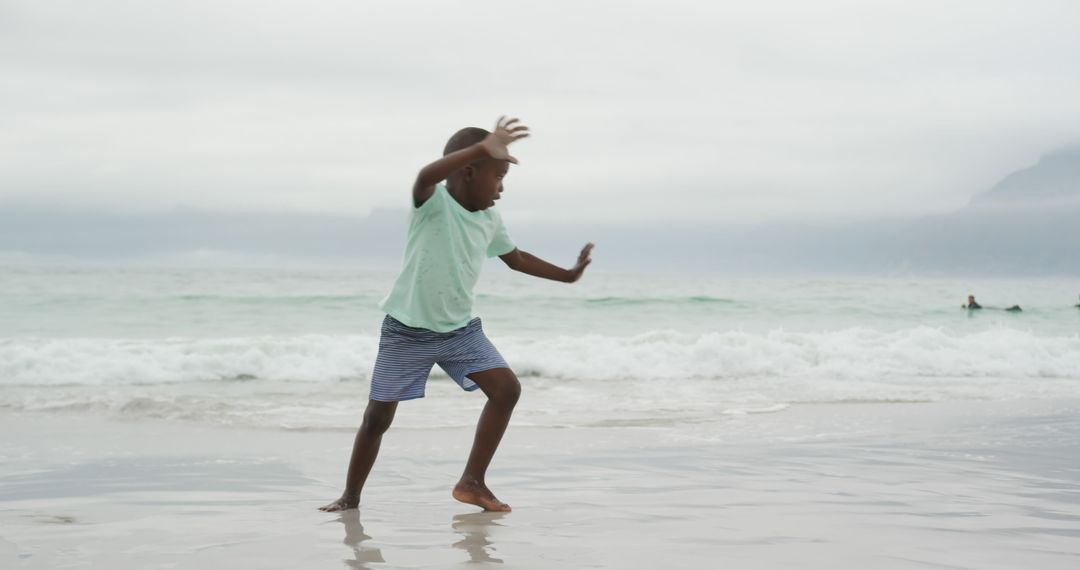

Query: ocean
left=3, top=266, right=1079, bottom=435
left=4, top=265, right=1080, bottom=568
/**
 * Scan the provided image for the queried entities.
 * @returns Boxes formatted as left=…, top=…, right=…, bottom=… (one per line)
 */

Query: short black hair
left=443, top=127, right=489, bottom=156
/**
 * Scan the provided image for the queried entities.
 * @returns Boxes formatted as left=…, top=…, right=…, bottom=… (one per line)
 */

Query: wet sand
left=2, top=398, right=1079, bottom=569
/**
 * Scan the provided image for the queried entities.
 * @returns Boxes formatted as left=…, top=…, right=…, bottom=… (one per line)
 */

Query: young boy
left=320, top=117, right=593, bottom=513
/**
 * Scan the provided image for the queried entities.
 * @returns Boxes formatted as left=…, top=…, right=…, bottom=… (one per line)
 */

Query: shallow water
left=2, top=266, right=1079, bottom=433
left=2, top=266, right=1078, bottom=567
left=1, top=399, right=1077, bottom=569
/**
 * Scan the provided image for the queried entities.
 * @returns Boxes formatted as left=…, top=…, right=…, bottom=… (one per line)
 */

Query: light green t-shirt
left=378, top=184, right=516, bottom=332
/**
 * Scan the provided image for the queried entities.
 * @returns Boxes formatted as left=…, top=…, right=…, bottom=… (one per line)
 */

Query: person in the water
left=964, top=294, right=1022, bottom=311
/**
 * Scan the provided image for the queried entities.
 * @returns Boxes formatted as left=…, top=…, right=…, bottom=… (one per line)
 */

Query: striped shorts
left=369, top=315, right=509, bottom=402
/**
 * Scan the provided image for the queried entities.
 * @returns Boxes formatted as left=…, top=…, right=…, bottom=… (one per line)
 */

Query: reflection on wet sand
left=337, top=510, right=386, bottom=569
left=452, top=511, right=507, bottom=564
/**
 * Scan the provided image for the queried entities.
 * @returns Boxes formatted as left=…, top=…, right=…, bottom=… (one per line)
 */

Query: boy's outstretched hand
left=567, top=243, right=594, bottom=283
left=481, top=117, right=530, bottom=164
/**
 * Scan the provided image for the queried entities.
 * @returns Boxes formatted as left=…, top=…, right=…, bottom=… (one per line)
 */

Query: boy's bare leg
left=319, top=400, right=398, bottom=512
left=453, top=368, right=521, bottom=512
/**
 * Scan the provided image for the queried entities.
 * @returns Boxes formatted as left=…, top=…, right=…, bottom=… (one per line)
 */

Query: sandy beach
left=2, top=397, right=1078, bottom=569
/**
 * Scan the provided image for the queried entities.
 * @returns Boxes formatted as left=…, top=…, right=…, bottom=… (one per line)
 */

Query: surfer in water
left=963, top=294, right=1021, bottom=312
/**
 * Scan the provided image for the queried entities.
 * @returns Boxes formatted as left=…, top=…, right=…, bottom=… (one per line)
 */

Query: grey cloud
left=3, top=0, right=1080, bottom=224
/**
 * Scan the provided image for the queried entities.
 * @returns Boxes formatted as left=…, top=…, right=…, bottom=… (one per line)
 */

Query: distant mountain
left=3, top=143, right=1079, bottom=275
left=971, top=144, right=1080, bottom=205
left=874, top=142, right=1080, bottom=274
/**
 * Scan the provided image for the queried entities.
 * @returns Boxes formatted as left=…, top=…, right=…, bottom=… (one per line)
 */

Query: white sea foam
left=511, top=326, right=1080, bottom=382
left=0, top=335, right=377, bottom=386
left=2, top=327, right=1079, bottom=388
left=7, top=270, right=1080, bottom=431
left=3, top=325, right=1079, bottom=432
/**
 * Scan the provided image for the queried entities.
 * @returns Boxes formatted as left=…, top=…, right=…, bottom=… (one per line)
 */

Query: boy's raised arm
left=412, top=117, right=529, bottom=207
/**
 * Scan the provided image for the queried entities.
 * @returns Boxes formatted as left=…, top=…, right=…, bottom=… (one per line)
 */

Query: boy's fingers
left=505, top=154, right=519, bottom=164
left=503, top=117, right=520, bottom=129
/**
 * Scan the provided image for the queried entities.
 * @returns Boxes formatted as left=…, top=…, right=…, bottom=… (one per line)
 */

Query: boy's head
left=968, top=295, right=976, bottom=303
left=444, top=127, right=509, bottom=212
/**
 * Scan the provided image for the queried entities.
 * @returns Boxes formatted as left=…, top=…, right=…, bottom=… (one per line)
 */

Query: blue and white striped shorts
left=369, top=315, right=509, bottom=402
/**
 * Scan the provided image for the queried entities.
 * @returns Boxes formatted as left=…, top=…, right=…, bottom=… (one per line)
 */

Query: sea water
left=2, top=266, right=1079, bottom=433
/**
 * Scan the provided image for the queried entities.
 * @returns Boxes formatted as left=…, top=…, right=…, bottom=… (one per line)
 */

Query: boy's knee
left=469, top=368, right=521, bottom=407
left=360, top=401, right=396, bottom=436
left=493, top=376, right=521, bottom=407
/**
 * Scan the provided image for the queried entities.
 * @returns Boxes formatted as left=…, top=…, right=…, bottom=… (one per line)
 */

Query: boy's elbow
left=413, top=169, right=431, bottom=191
left=501, top=249, right=524, bottom=271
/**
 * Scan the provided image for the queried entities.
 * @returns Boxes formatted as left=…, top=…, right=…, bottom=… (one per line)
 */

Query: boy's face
left=463, top=159, right=509, bottom=211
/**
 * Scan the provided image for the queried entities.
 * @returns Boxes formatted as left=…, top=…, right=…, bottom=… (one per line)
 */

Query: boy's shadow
left=452, top=511, right=507, bottom=564
left=335, top=510, right=386, bottom=569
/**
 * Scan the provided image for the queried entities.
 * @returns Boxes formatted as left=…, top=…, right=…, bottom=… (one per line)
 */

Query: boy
left=320, top=117, right=593, bottom=513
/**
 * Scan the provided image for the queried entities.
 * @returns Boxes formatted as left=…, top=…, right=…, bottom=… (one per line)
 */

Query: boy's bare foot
left=453, top=480, right=511, bottom=512
left=319, top=496, right=359, bottom=512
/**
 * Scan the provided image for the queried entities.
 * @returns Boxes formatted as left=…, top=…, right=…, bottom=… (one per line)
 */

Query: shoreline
left=3, top=398, right=1079, bottom=568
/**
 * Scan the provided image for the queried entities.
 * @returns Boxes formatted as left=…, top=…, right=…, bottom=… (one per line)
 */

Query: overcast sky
left=3, top=0, right=1080, bottom=225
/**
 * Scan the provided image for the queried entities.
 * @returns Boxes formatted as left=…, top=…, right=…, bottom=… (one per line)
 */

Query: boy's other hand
left=567, top=242, right=594, bottom=283
left=481, top=116, right=530, bottom=164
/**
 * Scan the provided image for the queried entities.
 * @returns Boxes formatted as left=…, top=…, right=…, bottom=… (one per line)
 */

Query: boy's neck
left=447, top=184, right=479, bottom=212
